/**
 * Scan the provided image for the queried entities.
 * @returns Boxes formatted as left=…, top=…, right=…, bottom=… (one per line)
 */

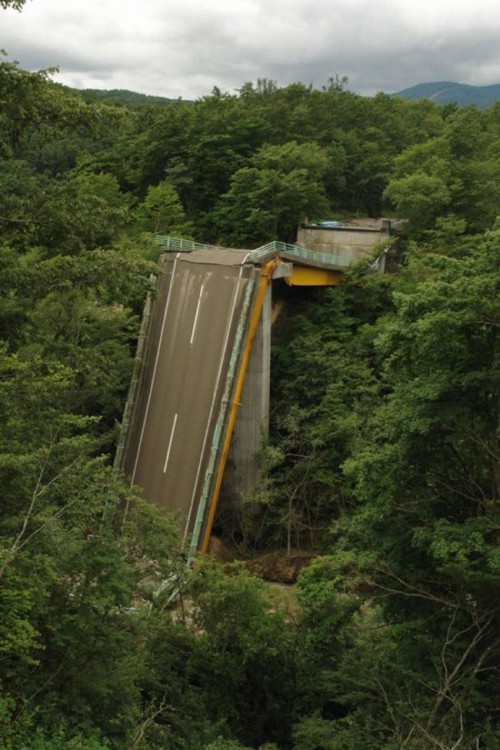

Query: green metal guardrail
left=156, top=236, right=374, bottom=271
left=246, top=240, right=353, bottom=269
left=155, top=236, right=209, bottom=251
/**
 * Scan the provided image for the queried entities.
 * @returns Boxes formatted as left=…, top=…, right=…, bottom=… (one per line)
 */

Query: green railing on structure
left=155, top=236, right=209, bottom=252
left=246, top=240, right=353, bottom=270
left=156, top=236, right=373, bottom=271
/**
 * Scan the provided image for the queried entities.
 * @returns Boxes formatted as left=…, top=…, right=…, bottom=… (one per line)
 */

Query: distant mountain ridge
left=74, top=82, right=500, bottom=110
left=78, top=89, right=180, bottom=107
left=392, top=81, right=500, bottom=108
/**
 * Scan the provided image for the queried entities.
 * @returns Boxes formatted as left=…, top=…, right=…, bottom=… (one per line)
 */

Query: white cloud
left=2, top=0, right=500, bottom=98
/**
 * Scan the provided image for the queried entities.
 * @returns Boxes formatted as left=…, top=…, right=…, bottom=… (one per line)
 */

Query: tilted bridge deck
left=116, top=237, right=383, bottom=559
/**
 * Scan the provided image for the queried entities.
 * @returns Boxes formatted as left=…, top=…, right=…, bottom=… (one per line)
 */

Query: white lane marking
left=163, top=413, right=178, bottom=474
left=189, top=283, right=204, bottom=345
left=183, top=267, right=245, bottom=539
left=130, top=255, right=180, bottom=485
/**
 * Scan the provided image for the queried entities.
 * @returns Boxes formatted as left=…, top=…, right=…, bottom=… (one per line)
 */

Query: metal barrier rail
left=155, top=236, right=209, bottom=252
left=156, top=236, right=364, bottom=270
left=247, top=240, right=353, bottom=269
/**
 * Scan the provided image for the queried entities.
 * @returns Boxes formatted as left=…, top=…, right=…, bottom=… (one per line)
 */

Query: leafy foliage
left=1, top=49, right=500, bottom=750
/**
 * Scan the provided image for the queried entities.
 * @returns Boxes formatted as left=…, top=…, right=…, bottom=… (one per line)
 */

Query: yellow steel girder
left=285, top=266, right=343, bottom=286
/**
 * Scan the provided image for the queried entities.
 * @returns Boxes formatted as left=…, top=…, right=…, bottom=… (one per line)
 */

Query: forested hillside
left=393, top=80, right=500, bottom=108
left=1, top=49, right=499, bottom=750
left=79, top=89, right=179, bottom=108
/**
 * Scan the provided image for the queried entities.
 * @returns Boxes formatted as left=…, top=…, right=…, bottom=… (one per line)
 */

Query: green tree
left=383, top=136, right=454, bottom=230
left=35, top=171, right=131, bottom=254
left=189, top=561, right=298, bottom=748
left=384, top=170, right=451, bottom=229
left=214, top=141, right=331, bottom=245
left=0, top=55, right=123, bottom=163
left=0, top=344, right=186, bottom=747
left=315, top=233, right=500, bottom=748
left=132, top=180, right=192, bottom=237
left=239, top=275, right=391, bottom=552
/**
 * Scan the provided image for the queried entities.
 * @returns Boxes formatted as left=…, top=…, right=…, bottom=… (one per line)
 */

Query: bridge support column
left=224, top=284, right=271, bottom=503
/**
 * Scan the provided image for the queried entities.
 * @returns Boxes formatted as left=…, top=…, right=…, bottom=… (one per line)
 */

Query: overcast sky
left=3, top=0, right=500, bottom=99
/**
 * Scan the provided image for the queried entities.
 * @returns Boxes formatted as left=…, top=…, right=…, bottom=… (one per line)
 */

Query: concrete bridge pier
left=223, top=284, right=272, bottom=504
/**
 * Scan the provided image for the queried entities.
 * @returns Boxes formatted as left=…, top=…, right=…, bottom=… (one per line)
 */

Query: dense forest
left=1, top=37, right=499, bottom=750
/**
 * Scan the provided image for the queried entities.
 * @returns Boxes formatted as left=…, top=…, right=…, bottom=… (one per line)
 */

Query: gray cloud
left=2, top=0, right=500, bottom=98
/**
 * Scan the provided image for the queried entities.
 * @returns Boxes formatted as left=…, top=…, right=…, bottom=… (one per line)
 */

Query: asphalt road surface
left=122, top=249, right=259, bottom=540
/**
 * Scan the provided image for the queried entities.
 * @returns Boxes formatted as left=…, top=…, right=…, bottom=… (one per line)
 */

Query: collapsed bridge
left=115, top=223, right=394, bottom=559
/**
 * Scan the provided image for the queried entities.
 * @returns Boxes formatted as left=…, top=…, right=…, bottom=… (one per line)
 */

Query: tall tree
left=213, top=141, right=331, bottom=245
left=305, top=232, right=500, bottom=749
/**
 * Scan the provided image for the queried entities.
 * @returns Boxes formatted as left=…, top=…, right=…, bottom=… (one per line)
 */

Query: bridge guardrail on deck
left=155, top=236, right=209, bottom=252
left=156, top=236, right=364, bottom=271
left=247, top=240, right=353, bottom=270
